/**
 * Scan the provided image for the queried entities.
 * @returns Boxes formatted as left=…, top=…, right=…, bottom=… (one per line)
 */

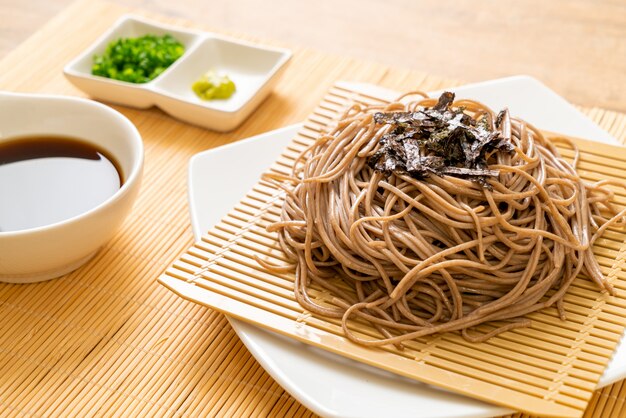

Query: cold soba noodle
left=260, top=92, right=626, bottom=346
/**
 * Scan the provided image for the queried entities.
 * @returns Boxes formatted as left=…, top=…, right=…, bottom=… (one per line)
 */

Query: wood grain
left=0, top=1, right=626, bottom=417
left=1, top=0, right=625, bottom=112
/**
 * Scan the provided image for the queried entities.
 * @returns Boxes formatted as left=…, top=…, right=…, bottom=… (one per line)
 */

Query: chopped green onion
left=92, top=34, right=185, bottom=83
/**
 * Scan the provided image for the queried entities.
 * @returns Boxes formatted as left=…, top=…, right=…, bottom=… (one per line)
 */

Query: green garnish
left=192, top=71, right=236, bottom=100
left=92, top=34, right=185, bottom=83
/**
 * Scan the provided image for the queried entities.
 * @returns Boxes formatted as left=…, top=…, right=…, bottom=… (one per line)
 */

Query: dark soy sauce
left=0, top=136, right=122, bottom=232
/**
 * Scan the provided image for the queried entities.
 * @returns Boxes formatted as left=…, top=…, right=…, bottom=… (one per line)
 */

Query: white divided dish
left=188, top=76, right=624, bottom=417
left=64, top=15, right=291, bottom=131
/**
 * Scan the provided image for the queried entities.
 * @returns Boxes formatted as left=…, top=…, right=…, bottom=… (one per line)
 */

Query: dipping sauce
left=0, top=136, right=122, bottom=232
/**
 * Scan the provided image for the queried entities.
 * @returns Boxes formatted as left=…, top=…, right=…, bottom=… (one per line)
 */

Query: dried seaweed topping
left=368, top=92, right=513, bottom=186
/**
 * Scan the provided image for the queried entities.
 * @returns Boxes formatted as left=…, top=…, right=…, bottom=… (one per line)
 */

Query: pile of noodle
left=260, top=92, right=626, bottom=346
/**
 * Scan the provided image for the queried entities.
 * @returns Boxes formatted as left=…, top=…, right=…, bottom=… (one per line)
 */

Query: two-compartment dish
left=64, top=15, right=292, bottom=131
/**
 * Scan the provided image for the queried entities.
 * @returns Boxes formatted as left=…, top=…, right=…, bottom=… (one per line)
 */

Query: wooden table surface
left=2, top=1, right=626, bottom=417
left=1, top=0, right=625, bottom=112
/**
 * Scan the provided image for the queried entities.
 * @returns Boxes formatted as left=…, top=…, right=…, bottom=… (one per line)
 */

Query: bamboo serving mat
left=160, top=83, right=626, bottom=417
left=2, top=0, right=626, bottom=417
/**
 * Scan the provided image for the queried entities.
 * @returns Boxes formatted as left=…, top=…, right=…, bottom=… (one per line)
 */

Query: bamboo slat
left=1, top=1, right=626, bottom=417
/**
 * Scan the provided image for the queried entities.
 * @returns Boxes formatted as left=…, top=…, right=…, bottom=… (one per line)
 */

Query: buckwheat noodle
left=261, top=93, right=626, bottom=346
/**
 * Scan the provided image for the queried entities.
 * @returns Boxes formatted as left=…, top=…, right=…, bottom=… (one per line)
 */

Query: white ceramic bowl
left=0, top=91, right=143, bottom=283
left=63, top=15, right=292, bottom=132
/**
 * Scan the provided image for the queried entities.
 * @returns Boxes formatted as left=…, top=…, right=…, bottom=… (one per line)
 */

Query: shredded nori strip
left=368, top=92, right=514, bottom=186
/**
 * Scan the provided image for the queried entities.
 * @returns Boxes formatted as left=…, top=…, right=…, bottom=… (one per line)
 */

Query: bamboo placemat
left=1, top=0, right=626, bottom=417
